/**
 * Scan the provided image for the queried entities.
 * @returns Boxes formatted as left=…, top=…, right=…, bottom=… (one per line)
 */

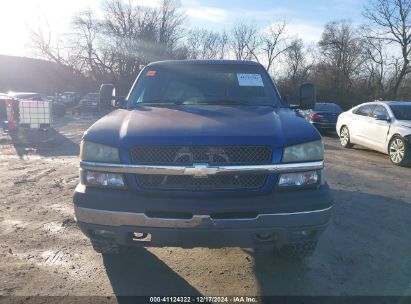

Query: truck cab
left=73, top=60, right=333, bottom=258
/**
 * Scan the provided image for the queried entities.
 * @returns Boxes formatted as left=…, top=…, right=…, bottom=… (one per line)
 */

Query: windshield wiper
left=130, top=100, right=185, bottom=107
left=193, top=100, right=252, bottom=106
left=201, top=100, right=278, bottom=107
left=130, top=99, right=275, bottom=107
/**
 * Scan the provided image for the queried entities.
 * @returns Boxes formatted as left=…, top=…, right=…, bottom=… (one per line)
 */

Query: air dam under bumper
left=73, top=184, right=332, bottom=248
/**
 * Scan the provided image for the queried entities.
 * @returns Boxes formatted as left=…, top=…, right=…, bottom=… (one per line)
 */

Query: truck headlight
left=282, top=140, right=323, bottom=163
left=278, top=170, right=320, bottom=188
left=80, top=141, right=120, bottom=163
left=82, top=170, right=125, bottom=188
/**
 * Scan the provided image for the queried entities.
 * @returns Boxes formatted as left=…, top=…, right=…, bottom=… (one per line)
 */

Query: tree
left=71, top=9, right=113, bottom=81
left=259, top=22, right=289, bottom=73
left=230, top=22, right=259, bottom=61
left=229, top=21, right=289, bottom=73
left=362, top=32, right=390, bottom=99
left=186, top=29, right=228, bottom=60
left=318, top=20, right=365, bottom=104
left=28, top=17, right=73, bottom=69
left=98, top=0, right=187, bottom=91
left=157, top=0, right=186, bottom=53
left=363, top=0, right=411, bottom=98
left=284, top=39, right=309, bottom=85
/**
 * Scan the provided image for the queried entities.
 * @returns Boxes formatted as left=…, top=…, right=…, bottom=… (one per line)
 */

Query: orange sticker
left=146, top=70, right=157, bottom=77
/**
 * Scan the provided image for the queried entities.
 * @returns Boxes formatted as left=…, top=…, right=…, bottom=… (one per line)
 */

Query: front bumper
left=73, top=184, right=333, bottom=248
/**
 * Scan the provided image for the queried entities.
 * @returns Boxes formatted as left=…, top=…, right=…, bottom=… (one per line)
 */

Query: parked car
left=337, top=101, right=411, bottom=166
left=73, top=60, right=333, bottom=259
left=9, top=92, right=66, bottom=118
left=57, top=92, right=82, bottom=107
left=72, top=93, right=99, bottom=114
left=300, top=102, right=343, bottom=132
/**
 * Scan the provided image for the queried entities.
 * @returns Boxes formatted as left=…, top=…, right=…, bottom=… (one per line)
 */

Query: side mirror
left=100, top=84, right=115, bottom=109
left=100, top=84, right=125, bottom=109
left=113, top=96, right=126, bottom=108
left=299, top=83, right=316, bottom=110
left=282, top=95, right=300, bottom=108
left=375, top=114, right=390, bottom=122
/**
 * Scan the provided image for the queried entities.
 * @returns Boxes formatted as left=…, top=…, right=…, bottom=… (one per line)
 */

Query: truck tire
left=90, top=239, right=121, bottom=255
left=275, top=240, right=318, bottom=259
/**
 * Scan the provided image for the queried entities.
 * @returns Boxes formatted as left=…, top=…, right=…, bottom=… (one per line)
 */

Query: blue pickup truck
left=73, top=60, right=333, bottom=258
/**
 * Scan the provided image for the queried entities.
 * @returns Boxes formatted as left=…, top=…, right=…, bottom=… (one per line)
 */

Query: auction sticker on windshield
left=237, top=73, right=264, bottom=87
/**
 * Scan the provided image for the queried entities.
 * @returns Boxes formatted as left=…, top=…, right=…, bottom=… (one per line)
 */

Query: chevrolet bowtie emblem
left=184, top=163, right=216, bottom=178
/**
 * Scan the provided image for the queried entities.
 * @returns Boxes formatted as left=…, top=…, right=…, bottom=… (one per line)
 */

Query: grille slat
left=130, top=145, right=272, bottom=191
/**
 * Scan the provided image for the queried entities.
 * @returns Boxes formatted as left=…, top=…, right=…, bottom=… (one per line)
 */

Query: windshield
left=390, top=104, right=411, bottom=120
left=127, top=64, right=280, bottom=107
left=314, top=103, right=343, bottom=112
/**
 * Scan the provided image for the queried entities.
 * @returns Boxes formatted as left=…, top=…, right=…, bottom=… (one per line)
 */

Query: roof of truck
left=147, top=60, right=261, bottom=67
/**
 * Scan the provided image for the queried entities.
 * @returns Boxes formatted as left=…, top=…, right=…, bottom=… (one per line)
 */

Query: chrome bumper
left=80, top=160, right=324, bottom=177
left=74, top=205, right=333, bottom=229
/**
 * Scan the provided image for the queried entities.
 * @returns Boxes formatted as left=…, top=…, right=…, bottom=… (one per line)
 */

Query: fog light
left=278, top=170, right=319, bottom=187
left=84, top=170, right=125, bottom=188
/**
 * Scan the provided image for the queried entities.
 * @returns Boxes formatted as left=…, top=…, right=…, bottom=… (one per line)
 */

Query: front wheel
left=340, top=126, right=353, bottom=148
left=389, top=136, right=410, bottom=167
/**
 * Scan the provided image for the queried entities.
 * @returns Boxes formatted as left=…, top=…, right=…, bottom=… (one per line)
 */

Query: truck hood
left=83, top=105, right=320, bottom=149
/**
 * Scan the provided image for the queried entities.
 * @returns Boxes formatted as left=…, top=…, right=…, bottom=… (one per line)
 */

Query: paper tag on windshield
left=237, top=73, right=264, bottom=87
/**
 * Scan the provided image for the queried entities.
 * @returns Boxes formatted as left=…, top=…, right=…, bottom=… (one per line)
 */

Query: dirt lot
left=1, top=113, right=411, bottom=297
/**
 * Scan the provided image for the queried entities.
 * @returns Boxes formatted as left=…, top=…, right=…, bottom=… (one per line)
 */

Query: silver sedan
left=336, top=101, right=411, bottom=166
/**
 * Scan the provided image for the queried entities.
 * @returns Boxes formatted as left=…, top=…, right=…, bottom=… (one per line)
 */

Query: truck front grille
left=136, top=174, right=267, bottom=191
left=130, top=145, right=272, bottom=165
left=131, top=145, right=272, bottom=191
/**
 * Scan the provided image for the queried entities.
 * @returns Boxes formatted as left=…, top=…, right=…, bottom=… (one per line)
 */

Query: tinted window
left=372, top=105, right=389, bottom=118
left=390, top=104, right=411, bottom=120
left=314, top=103, right=343, bottom=112
left=127, top=64, right=280, bottom=107
left=354, top=104, right=376, bottom=117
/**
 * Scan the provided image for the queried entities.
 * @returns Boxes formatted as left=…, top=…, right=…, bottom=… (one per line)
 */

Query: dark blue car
left=300, top=102, right=343, bottom=132
left=73, top=60, right=333, bottom=259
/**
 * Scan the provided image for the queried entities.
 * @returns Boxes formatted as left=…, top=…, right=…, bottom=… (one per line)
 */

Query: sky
left=0, top=0, right=369, bottom=57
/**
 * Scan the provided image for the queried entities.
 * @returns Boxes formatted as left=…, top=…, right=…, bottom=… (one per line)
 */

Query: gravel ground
left=0, top=113, right=411, bottom=298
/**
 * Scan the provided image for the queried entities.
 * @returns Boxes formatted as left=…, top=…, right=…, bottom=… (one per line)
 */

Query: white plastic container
left=19, top=100, right=52, bottom=128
